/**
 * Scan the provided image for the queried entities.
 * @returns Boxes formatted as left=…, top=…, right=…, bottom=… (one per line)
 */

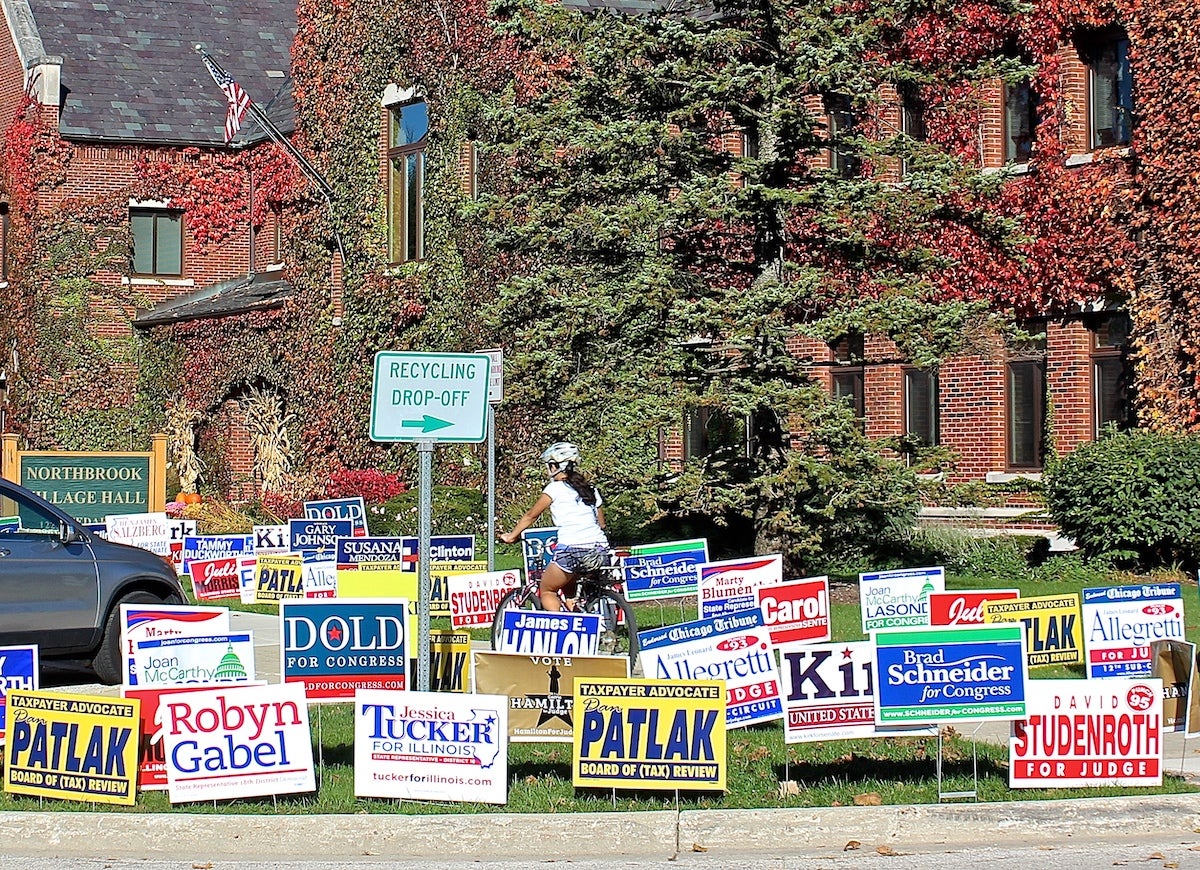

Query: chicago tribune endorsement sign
left=1081, top=583, right=1185, bottom=679
left=872, top=625, right=1029, bottom=724
left=572, top=678, right=726, bottom=790
left=3, top=691, right=140, bottom=805
left=1009, top=678, right=1163, bottom=788
left=354, top=689, right=508, bottom=804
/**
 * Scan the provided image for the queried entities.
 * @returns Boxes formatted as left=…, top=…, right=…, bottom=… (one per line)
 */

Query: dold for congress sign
left=573, top=678, right=726, bottom=790
left=3, top=691, right=140, bottom=805
left=280, top=599, right=408, bottom=701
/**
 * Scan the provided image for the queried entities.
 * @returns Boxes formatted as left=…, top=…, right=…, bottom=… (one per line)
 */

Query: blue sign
left=181, top=534, right=253, bottom=573
left=429, top=535, right=475, bottom=562
left=289, top=518, right=353, bottom=554
left=304, top=497, right=368, bottom=537
left=0, top=645, right=38, bottom=737
left=336, top=536, right=413, bottom=569
left=621, top=540, right=708, bottom=602
left=873, top=625, right=1029, bottom=724
left=521, top=528, right=558, bottom=584
left=280, top=600, right=408, bottom=701
left=498, top=610, right=600, bottom=655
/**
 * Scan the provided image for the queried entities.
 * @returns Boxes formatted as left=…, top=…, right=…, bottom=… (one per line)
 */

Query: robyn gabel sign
left=160, top=683, right=316, bottom=803
left=1009, top=678, right=1163, bottom=788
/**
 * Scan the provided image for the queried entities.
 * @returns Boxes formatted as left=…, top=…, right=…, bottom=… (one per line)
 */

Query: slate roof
left=132, top=268, right=293, bottom=327
left=26, top=0, right=296, bottom=146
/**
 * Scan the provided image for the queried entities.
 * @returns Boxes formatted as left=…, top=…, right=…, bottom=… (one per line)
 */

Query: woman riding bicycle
left=499, top=442, right=608, bottom=612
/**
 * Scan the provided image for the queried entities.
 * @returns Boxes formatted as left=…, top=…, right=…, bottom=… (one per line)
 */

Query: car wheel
left=91, top=590, right=167, bottom=686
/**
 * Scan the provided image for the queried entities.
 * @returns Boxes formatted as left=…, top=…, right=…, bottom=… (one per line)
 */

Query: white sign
left=253, top=524, right=289, bottom=554
left=131, top=633, right=256, bottom=688
left=859, top=566, right=945, bottom=633
left=1009, top=678, right=1163, bottom=788
left=370, top=351, right=491, bottom=443
left=354, top=689, right=508, bottom=803
left=121, top=604, right=231, bottom=688
left=697, top=554, right=783, bottom=619
left=448, top=570, right=522, bottom=628
left=105, top=512, right=171, bottom=556
left=1082, top=583, right=1186, bottom=678
left=236, top=556, right=258, bottom=604
left=302, top=554, right=338, bottom=599
left=478, top=347, right=504, bottom=404
left=161, top=683, right=316, bottom=803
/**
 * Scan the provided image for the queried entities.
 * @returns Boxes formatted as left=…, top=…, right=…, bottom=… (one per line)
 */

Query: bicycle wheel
left=584, top=589, right=640, bottom=674
left=490, top=585, right=542, bottom=650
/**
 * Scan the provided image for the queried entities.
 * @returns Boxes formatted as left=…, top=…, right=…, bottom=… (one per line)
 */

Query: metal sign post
left=479, top=348, right=504, bottom=572
left=369, top=351, right=492, bottom=694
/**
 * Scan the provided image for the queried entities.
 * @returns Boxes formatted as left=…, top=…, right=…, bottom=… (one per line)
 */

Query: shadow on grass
left=774, top=751, right=1008, bottom=786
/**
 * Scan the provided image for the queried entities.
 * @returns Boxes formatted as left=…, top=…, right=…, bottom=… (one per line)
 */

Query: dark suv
left=0, top=477, right=185, bottom=684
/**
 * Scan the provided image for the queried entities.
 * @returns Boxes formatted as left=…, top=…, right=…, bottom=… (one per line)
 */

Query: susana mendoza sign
left=873, top=625, right=1028, bottom=724
left=354, top=689, right=508, bottom=804
left=1010, top=678, right=1162, bottom=788
left=573, top=678, right=726, bottom=791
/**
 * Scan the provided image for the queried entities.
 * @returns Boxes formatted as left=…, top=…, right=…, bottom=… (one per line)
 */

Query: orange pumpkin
left=182, top=493, right=203, bottom=505
left=173, top=492, right=187, bottom=504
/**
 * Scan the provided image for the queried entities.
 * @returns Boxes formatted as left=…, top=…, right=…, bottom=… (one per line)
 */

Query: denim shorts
left=552, top=544, right=609, bottom=574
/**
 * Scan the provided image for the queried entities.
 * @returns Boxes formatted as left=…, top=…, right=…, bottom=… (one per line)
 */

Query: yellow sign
left=337, top=561, right=412, bottom=599
left=572, top=678, right=726, bottom=790
left=255, top=554, right=305, bottom=603
left=3, top=691, right=141, bottom=805
left=430, top=630, right=472, bottom=693
left=430, top=561, right=489, bottom=617
left=983, top=594, right=1082, bottom=667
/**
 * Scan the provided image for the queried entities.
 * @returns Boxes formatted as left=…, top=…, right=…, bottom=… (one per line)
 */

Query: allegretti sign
left=2, top=436, right=167, bottom=524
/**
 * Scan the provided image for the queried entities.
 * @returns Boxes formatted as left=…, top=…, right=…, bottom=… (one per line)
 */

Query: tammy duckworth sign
left=572, top=678, right=727, bottom=791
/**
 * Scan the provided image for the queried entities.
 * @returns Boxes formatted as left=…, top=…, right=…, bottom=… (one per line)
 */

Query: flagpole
left=195, top=45, right=346, bottom=268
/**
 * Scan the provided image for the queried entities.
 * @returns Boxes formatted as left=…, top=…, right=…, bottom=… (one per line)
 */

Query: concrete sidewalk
left=2, top=796, right=1199, bottom=862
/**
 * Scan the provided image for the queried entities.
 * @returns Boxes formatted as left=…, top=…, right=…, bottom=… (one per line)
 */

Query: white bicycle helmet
left=541, top=441, right=581, bottom=469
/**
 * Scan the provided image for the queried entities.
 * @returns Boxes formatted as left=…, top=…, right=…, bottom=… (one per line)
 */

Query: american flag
left=201, top=54, right=252, bottom=144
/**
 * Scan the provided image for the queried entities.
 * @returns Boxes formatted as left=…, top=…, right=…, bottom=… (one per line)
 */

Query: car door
left=0, top=482, right=101, bottom=652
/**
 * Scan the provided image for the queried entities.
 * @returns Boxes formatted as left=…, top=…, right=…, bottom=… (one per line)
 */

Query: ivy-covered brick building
left=2, top=0, right=1194, bottom=559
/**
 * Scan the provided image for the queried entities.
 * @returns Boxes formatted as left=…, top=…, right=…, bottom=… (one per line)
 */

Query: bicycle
left=489, top=549, right=639, bottom=672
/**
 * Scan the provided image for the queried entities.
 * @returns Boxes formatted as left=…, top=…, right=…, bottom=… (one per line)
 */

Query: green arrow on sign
left=401, top=415, right=453, bottom=433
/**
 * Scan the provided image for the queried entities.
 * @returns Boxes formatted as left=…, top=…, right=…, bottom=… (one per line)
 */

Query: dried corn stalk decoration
left=165, top=400, right=205, bottom=493
left=240, top=385, right=294, bottom=492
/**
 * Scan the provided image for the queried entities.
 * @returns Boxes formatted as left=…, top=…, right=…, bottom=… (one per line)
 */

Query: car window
left=0, top=489, right=63, bottom=535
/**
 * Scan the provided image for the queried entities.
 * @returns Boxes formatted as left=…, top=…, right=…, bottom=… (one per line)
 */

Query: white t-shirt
left=543, top=479, right=608, bottom=548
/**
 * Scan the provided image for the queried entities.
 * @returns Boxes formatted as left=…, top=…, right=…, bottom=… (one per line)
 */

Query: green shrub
left=1045, top=430, right=1200, bottom=570
left=899, top=527, right=1039, bottom=579
left=370, top=486, right=488, bottom=540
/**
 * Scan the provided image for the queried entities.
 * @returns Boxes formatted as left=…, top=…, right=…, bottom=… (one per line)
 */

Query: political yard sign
left=280, top=599, right=408, bottom=701
left=1081, top=583, right=1185, bottom=679
left=289, top=518, right=353, bottom=555
left=3, top=691, right=140, bottom=805
left=873, top=625, right=1029, bottom=725
left=779, top=641, right=935, bottom=743
left=928, top=589, right=1020, bottom=627
left=757, top=576, right=830, bottom=645
left=181, top=534, right=253, bottom=574
left=473, top=652, right=630, bottom=743
left=638, top=611, right=782, bottom=728
left=859, top=566, right=944, bottom=633
left=1009, top=678, right=1163, bottom=788
left=121, top=604, right=231, bottom=688
left=698, top=555, right=783, bottom=620
left=160, top=683, right=316, bottom=803
left=0, top=645, right=38, bottom=741
left=573, top=678, right=726, bottom=791
left=132, top=633, right=255, bottom=688
left=430, top=630, right=472, bottom=693
left=983, top=594, right=1083, bottom=667
left=304, top=497, right=368, bottom=537
left=496, top=610, right=601, bottom=656
left=430, top=560, right=489, bottom=617
left=188, top=556, right=241, bottom=602
left=354, top=689, right=508, bottom=804
left=621, top=538, right=709, bottom=601
left=521, top=528, right=558, bottom=585
left=254, top=554, right=304, bottom=603
left=448, top=569, right=522, bottom=629
left=336, top=536, right=415, bottom=599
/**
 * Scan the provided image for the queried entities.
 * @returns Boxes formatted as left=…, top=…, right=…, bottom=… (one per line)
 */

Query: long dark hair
left=562, top=466, right=597, bottom=506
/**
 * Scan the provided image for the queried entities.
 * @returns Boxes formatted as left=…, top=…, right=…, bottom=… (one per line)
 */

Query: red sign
left=188, top=556, right=241, bottom=601
left=756, top=577, right=830, bottom=645
left=123, top=684, right=216, bottom=791
left=928, top=589, right=1019, bottom=626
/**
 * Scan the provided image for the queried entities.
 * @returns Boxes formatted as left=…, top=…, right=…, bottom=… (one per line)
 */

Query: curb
left=3, top=796, right=1200, bottom=861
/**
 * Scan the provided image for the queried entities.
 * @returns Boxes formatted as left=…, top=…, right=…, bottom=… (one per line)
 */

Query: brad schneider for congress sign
left=280, top=600, right=408, bottom=702
left=873, top=625, right=1029, bottom=724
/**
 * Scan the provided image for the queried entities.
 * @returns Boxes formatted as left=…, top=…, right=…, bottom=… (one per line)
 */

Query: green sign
left=20, top=454, right=152, bottom=523
left=369, top=351, right=491, bottom=443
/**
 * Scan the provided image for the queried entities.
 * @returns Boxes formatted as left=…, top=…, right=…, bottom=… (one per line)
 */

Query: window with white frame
left=130, top=207, right=183, bottom=277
